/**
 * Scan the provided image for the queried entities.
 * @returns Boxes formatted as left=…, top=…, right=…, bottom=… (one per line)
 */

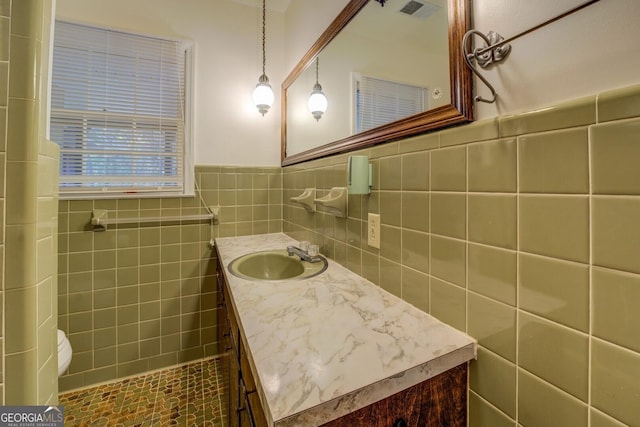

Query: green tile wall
left=0, top=0, right=8, bottom=404
left=3, top=0, right=59, bottom=405
left=57, top=166, right=282, bottom=391
left=283, top=83, right=640, bottom=426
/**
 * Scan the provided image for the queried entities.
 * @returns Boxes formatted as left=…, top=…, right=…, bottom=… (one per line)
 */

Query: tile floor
left=59, top=357, right=227, bottom=426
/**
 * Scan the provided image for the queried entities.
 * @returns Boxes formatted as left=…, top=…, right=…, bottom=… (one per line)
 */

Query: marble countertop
left=215, top=233, right=476, bottom=427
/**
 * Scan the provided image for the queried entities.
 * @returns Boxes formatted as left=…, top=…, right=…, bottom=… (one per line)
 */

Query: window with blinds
left=50, top=21, right=192, bottom=198
left=354, top=74, right=428, bottom=133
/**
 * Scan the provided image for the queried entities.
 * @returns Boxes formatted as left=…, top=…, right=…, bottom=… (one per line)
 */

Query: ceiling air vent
left=397, top=0, right=440, bottom=20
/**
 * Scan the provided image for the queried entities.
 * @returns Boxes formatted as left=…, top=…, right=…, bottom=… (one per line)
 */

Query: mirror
left=282, top=0, right=473, bottom=166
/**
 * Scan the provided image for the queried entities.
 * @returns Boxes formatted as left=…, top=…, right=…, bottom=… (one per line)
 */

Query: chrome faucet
left=287, top=245, right=322, bottom=263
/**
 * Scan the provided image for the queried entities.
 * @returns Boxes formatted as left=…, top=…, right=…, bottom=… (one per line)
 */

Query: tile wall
left=0, top=0, right=8, bottom=404
left=283, top=84, right=640, bottom=426
left=3, top=0, right=59, bottom=405
left=0, top=0, right=11, bottom=404
left=57, top=165, right=282, bottom=391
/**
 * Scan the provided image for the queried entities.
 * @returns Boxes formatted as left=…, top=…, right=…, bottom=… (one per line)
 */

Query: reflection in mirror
left=282, top=0, right=472, bottom=165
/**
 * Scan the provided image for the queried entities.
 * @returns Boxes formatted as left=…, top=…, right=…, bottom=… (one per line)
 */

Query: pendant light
left=252, top=0, right=274, bottom=116
left=307, top=57, right=328, bottom=121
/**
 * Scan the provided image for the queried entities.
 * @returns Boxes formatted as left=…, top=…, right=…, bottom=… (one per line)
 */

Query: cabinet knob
left=394, top=419, right=407, bottom=427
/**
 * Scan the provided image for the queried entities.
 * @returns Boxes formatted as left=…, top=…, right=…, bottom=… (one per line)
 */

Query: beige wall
left=283, top=84, right=640, bottom=426
left=57, top=166, right=282, bottom=391
left=2, top=0, right=59, bottom=405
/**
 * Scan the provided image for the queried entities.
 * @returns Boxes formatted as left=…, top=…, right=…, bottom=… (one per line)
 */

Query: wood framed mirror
left=281, top=0, right=473, bottom=166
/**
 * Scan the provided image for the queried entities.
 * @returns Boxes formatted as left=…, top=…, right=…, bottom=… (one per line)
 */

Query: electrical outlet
left=368, top=213, right=380, bottom=248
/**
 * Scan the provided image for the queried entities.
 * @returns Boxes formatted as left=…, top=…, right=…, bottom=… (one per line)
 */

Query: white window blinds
left=355, top=74, right=428, bottom=133
left=50, top=21, right=190, bottom=197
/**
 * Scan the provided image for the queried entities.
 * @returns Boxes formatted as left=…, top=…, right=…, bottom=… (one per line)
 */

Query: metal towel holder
left=462, top=0, right=601, bottom=104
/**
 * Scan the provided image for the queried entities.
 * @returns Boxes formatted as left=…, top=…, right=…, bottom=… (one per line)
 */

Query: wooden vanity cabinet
left=216, top=250, right=268, bottom=427
left=320, top=364, right=467, bottom=427
left=216, top=254, right=468, bottom=427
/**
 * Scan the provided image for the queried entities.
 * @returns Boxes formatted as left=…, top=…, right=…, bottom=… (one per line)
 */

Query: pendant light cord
left=315, top=57, right=319, bottom=84
left=261, top=0, right=266, bottom=76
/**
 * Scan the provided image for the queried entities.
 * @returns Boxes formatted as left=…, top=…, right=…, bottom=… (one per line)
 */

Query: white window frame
left=50, top=20, right=195, bottom=199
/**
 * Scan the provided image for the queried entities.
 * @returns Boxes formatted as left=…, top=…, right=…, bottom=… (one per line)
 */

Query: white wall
left=56, top=0, right=286, bottom=166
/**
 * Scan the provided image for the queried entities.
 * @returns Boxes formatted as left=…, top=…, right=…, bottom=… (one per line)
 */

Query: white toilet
left=57, top=329, right=73, bottom=377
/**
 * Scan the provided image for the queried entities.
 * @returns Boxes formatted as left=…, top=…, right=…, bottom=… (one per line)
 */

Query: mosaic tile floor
left=59, top=357, right=227, bottom=426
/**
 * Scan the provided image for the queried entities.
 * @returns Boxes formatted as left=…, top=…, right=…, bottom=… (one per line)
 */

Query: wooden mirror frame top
left=281, top=0, right=473, bottom=166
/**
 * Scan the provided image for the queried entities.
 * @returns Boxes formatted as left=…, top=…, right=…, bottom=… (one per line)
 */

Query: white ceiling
left=230, top=0, right=291, bottom=13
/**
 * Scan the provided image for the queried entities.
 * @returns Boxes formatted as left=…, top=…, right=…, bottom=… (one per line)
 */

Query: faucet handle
left=308, top=244, right=319, bottom=257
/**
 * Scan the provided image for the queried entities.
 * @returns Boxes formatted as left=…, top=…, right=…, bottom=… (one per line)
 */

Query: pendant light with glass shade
left=308, top=57, right=328, bottom=121
left=252, top=0, right=273, bottom=115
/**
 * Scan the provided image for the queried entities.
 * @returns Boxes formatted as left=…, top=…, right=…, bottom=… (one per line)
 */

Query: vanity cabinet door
left=216, top=258, right=232, bottom=425
left=217, top=251, right=239, bottom=427
left=221, top=275, right=240, bottom=354
left=239, top=339, right=268, bottom=427
left=229, top=345, right=241, bottom=427
left=245, top=390, right=268, bottom=427
left=238, top=381, right=255, bottom=427
left=216, top=262, right=230, bottom=352
left=321, top=364, right=468, bottom=427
